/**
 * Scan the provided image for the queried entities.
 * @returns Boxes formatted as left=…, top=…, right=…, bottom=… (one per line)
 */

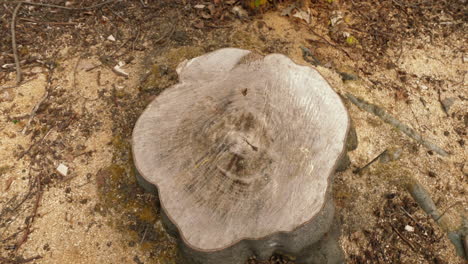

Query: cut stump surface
left=132, top=48, right=349, bottom=263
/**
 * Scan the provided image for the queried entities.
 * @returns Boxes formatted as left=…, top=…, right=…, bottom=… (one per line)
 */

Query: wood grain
left=132, top=48, right=349, bottom=251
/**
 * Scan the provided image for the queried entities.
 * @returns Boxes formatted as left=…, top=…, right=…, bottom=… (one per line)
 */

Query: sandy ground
left=0, top=1, right=466, bottom=263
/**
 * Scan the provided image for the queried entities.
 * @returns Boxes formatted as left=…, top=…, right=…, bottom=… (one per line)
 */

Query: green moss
left=0, top=165, right=11, bottom=176
left=165, top=46, right=204, bottom=67
left=96, top=135, right=177, bottom=263
left=230, top=30, right=263, bottom=50
left=140, top=46, right=204, bottom=92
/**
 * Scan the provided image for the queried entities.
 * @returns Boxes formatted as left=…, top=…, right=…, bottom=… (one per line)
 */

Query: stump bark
left=132, top=48, right=350, bottom=264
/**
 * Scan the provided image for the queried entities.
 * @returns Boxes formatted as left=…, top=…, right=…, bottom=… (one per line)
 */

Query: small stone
left=441, top=97, right=456, bottom=113
left=379, top=148, right=402, bottom=163
left=107, top=35, right=116, bottom=41
left=462, top=163, right=468, bottom=176
left=0, top=88, right=15, bottom=102
left=232, top=6, right=248, bottom=19
left=404, top=225, right=415, bottom=232
left=113, top=62, right=129, bottom=78
left=57, top=163, right=68, bottom=177
left=30, top=66, right=44, bottom=73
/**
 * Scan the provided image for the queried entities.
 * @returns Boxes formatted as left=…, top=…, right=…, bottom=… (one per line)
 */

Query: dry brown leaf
left=200, top=11, right=212, bottom=19
left=4, top=177, right=14, bottom=192
left=193, top=20, right=205, bottom=29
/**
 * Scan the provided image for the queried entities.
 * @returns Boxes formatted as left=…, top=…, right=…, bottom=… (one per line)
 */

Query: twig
left=139, top=0, right=148, bottom=8
left=85, top=38, right=133, bottom=72
left=300, top=46, right=321, bottom=66
left=0, top=0, right=118, bottom=10
left=408, top=104, right=422, bottom=133
left=21, top=91, right=48, bottom=135
left=96, top=70, right=102, bottom=86
left=0, top=195, right=19, bottom=222
left=390, top=223, right=417, bottom=252
left=434, top=201, right=463, bottom=222
left=11, top=3, right=22, bottom=85
left=132, top=26, right=141, bottom=51
left=345, top=93, right=449, bottom=156
left=155, top=24, right=176, bottom=44
left=0, top=0, right=118, bottom=88
left=437, top=88, right=449, bottom=117
left=399, top=206, right=426, bottom=232
left=0, top=84, right=19, bottom=90
left=0, top=255, right=42, bottom=264
left=1, top=228, right=24, bottom=243
left=17, top=127, right=53, bottom=160
left=20, top=18, right=78, bottom=25
left=309, top=28, right=353, bottom=60
left=21, top=63, right=54, bottom=134
left=139, top=225, right=148, bottom=244
left=353, top=149, right=388, bottom=174
left=0, top=77, right=37, bottom=91
left=15, top=175, right=42, bottom=250
left=73, top=56, right=82, bottom=90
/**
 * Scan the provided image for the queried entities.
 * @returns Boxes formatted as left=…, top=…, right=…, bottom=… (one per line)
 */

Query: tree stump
left=132, top=48, right=350, bottom=264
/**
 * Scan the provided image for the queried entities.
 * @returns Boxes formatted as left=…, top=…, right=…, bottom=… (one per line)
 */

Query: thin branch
left=346, top=93, right=449, bottom=156
left=11, top=3, right=22, bottom=85
left=0, top=255, right=42, bottom=264
left=0, top=0, right=118, bottom=10
left=73, top=56, right=82, bottom=90
left=1, top=0, right=118, bottom=89
left=15, top=175, right=42, bottom=250
left=21, top=91, right=48, bottom=135
left=309, top=28, right=353, bottom=60
left=434, top=201, right=463, bottom=222
left=353, top=149, right=388, bottom=174
left=390, top=223, right=417, bottom=252
left=20, top=17, right=78, bottom=26
left=139, top=225, right=149, bottom=244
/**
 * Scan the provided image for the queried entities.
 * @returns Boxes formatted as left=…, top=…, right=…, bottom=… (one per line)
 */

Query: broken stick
left=345, top=93, right=449, bottom=156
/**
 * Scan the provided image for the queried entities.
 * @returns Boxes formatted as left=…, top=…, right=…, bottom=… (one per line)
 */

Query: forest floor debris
left=0, top=1, right=466, bottom=263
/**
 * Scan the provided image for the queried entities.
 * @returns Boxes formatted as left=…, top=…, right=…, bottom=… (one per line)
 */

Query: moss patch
left=96, top=134, right=177, bottom=263
left=140, top=46, right=205, bottom=92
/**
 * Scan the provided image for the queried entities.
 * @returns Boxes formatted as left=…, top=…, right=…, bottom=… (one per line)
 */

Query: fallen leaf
left=4, top=177, right=14, bottom=191
left=345, top=35, right=358, bottom=45
left=441, top=97, right=456, bottom=113
left=77, top=59, right=96, bottom=71
left=232, top=6, right=248, bottom=19
left=200, top=11, right=212, bottom=19
left=193, top=20, right=204, bottom=29
left=113, top=61, right=129, bottom=78
left=208, top=4, right=216, bottom=15
left=293, top=8, right=311, bottom=24
left=281, top=3, right=297, bottom=16
left=1, top=88, right=16, bottom=102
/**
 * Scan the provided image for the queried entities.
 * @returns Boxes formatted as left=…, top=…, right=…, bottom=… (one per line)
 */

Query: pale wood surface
left=132, top=48, right=349, bottom=251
